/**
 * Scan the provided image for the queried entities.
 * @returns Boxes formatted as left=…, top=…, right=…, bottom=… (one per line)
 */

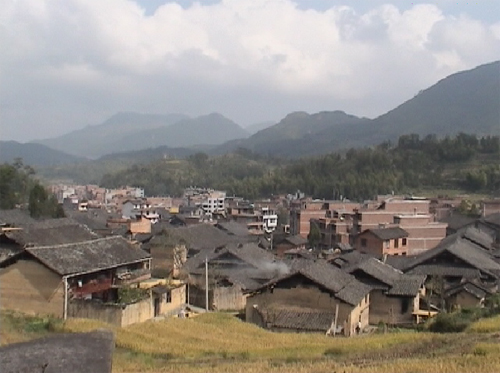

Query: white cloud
left=0, top=0, right=499, bottom=141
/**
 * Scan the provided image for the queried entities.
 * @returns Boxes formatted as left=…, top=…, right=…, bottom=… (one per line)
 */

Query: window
left=394, top=239, right=399, bottom=248
left=402, top=238, right=407, bottom=245
left=401, top=298, right=410, bottom=313
left=164, top=292, right=171, bottom=303
left=361, top=238, right=367, bottom=247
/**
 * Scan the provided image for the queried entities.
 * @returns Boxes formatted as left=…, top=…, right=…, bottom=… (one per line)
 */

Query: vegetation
left=0, top=159, right=64, bottom=218
left=3, top=311, right=500, bottom=373
left=99, top=134, right=500, bottom=201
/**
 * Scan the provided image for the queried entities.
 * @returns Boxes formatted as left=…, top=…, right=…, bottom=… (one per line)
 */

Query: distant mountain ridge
left=213, top=60, right=500, bottom=157
left=34, top=112, right=248, bottom=158
left=35, top=112, right=189, bottom=158
left=0, top=141, right=84, bottom=167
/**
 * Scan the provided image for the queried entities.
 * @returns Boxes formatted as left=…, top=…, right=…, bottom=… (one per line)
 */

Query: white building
left=262, top=207, right=278, bottom=232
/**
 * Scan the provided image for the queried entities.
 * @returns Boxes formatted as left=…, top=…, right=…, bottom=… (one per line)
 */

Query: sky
left=1, top=0, right=499, bottom=142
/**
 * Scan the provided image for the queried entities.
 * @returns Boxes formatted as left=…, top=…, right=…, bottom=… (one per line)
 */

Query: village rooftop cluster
left=1, top=184, right=500, bottom=338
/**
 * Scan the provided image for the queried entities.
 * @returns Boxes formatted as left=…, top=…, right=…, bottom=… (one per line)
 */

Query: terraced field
left=2, top=311, right=500, bottom=373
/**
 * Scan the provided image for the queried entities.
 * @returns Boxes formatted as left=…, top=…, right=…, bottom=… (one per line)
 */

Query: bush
left=429, top=313, right=471, bottom=333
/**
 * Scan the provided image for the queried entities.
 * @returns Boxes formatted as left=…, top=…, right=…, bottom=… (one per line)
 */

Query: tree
left=308, top=222, right=321, bottom=248
left=29, top=184, right=48, bottom=218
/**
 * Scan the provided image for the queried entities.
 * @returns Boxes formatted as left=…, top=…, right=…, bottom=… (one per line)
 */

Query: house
left=274, top=235, right=308, bottom=257
left=0, top=218, right=101, bottom=263
left=246, top=259, right=371, bottom=337
left=0, top=330, right=114, bottom=373
left=445, top=280, right=493, bottom=310
left=355, top=227, right=409, bottom=256
left=148, top=224, right=240, bottom=277
left=346, top=257, right=426, bottom=325
left=183, top=242, right=282, bottom=311
left=399, top=227, right=500, bottom=309
left=0, top=236, right=151, bottom=323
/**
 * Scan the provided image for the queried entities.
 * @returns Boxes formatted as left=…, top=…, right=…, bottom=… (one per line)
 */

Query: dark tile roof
left=256, top=306, right=334, bottom=332
left=216, top=221, right=252, bottom=237
left=283, top=235, right=308, bottom=247
left=383, top=255, right=416, bottom=271
left=183, top=243, right=279, bottom=273
left=0, top=209, right=36, bottom=226
left=151, top=224, right=239, bottom=252
left=460, top=226, right=494, bottom=250
left=439, top=214, right=476, bottom=232
left=406, top=264, right=481, bottom=278
left=347, top=257, right=425, bottom=296
left=366, top=227, right=409, bottom=240
left=400, top=227, right=500, bottom=279
left=4, top=218, right=99, bottom=247
left=260, top=259, right=371, bottom=306
left=0, top=330, right=114, bottom=373
left=347, top=257, right=402, bottom=285
left=445, top=281, right=491, bottom=300
left=483, top=212, right=500, bottom=228
left=26, top=236, right=150, bottom=276
left=386, top=275, right=426, bottom=296
left=329, top=250, right=374, bottom=269
left=64, top=209, right=112, bottom=231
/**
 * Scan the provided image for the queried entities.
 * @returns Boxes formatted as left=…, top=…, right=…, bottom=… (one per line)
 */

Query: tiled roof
left=386, top=275, right=426, bottom=296
left=407, top=264, right=481, bottom=278
left=0, top=209, right=36, bottom=226
left=216, top=221, right=252, bottom=237
left=402, top=229, right=500, bottom=278
left=367, top=227, right=409, bottom=240
left=0, top=330, right=114, bottom=373
left=283, top=235, right=308, bottom=247
left=260, top=259, right=371, bottom=306
left=347, top=257, right=402, bottom=286
left=4, top=218, right=99, bottom=247
left=347, top=257, right=425, bottom=296
left=26, top=236, right=150, bottom=276
left=329, top=250, right=373, bottom=269
left=445, top=281, right=491, bottom=300
left=151, top=224, right=240, bottom=252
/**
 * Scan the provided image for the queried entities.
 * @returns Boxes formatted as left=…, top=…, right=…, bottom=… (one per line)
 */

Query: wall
left=246, top=281, right=369, bottom=337
left=447, top=291, right=483, bottom=310
left=369, top=290, right=416, bottom=325
left=159, top=285, right=187, bottom=315
left=189, top=284, right=246, bottom=311
left=0, top=260, right=65, bottom=317
left=213, top=285, right=247, bottom=311
left=69, top=297, right=154, bottom=327
left=68, top=299, right=122, bottom=325
left=121, top=297, right=154, bottom=326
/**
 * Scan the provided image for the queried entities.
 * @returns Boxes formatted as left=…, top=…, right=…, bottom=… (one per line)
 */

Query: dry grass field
left=2, top=311, right=500, bottom=373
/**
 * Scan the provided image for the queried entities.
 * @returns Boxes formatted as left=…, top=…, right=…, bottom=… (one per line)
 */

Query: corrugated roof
left=26, top=236, right=150, bottom=276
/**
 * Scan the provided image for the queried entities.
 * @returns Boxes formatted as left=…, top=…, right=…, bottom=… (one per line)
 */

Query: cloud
left=0, top=0, right=499, bottom=141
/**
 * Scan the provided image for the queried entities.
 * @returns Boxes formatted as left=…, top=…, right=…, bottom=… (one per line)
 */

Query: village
left=1, top=184, right=500, bottom=339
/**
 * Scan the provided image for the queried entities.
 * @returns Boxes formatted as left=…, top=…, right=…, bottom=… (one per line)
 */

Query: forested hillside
left=100, top=134, right=500, bottom=201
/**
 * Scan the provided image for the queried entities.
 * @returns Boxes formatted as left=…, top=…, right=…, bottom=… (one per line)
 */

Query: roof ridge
left=27, top=235, right=123, bottom=250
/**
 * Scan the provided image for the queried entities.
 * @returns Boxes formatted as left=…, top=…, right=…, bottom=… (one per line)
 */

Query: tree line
left=0, top=159, right=65, bottom=218
left=98, top=133, right=499, bottom=201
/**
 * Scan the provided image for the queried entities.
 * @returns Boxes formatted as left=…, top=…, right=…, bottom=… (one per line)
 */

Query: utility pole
left=205, top=257, right=209, bottom=312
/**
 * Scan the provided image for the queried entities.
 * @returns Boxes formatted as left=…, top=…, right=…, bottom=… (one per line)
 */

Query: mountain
left=0, top=141, right=84, bottom=167
left=213, top=61, right=500, bottom=157
left=211, top=110, right=369, bottom=157
left=244, top=121, right=276, bottom=134
left=115, top=113, right=249, bottom=150
left=35, top=112, right=189, bottom=158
